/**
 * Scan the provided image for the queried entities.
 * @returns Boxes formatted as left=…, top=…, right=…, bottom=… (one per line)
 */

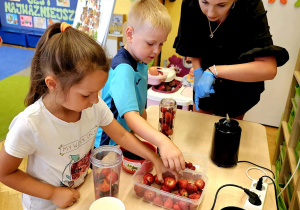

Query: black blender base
left=211, top=159, right=237, bottom=168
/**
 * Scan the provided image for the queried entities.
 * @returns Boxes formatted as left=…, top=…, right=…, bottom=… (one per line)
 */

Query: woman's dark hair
left=25, top=22, right=110, bottom=106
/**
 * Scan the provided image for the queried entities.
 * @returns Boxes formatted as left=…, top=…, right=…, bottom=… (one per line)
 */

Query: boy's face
left=127, top=24, right=169, bottom=63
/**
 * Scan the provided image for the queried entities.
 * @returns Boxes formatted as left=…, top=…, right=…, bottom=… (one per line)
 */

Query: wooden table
left=59, top=106, right=275, bottom=210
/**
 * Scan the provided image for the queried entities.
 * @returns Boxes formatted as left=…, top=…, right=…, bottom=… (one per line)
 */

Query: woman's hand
left=50, top=187, right=80, bottom=208
left=193, top=68, right=204, bottom=86
left=194, top=71, right=215, bottom=110
left=157, top=138, right=185, bottom=172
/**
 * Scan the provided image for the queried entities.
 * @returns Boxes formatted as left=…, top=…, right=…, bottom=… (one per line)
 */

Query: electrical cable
left=257, top=175, right=279, bottom=210
left=211, top=184, right=261, bottom=210
left=277, top=157, right=300, bottom=197
left=238, top=160, right=275, bottom=179
left=245, top=167, right=273, bottom=184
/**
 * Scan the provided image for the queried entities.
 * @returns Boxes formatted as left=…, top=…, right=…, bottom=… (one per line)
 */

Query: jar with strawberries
left=159, top=98, right=177, bottom=140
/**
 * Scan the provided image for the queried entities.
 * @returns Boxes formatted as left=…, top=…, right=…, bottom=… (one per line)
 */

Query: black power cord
left=211, top=184, right=262, bottom=210
left=256, top=175, right=279, bottom=210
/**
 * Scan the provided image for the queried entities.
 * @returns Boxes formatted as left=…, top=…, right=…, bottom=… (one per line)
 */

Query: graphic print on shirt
left=61, top=149, right=92, bottom=187
left=58, top=126, right=98, bottom=187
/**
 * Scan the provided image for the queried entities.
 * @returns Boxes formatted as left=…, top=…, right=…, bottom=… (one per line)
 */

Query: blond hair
left=128, top=0, right=172, bottom=33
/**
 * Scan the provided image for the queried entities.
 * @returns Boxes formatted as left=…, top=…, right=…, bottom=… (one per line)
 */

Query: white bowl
left=89, top=197, right=125, bottom=210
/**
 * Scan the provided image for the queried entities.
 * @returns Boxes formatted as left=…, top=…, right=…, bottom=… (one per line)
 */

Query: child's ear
left=126, top=26, right=134, bottom=43
left=45, top=76, right=59, bottom=93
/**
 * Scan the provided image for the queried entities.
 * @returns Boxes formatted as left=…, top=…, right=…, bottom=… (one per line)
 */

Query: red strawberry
left=142, top=179, right=150, bottom=185
left=154, top=174, right=163, bottom=185
left=143, top=173, right=154, bottom=184
left=134, top=184, right=145, bottom=197
left=195, top=178, right=205, bottom=190
left=174, top=192, right=181, bottom=196
left=165, top=128, right=173, bottom=135
left=173, top=203, right=181, bottom=210
left=143, top=189, right=156, bottom=202
left=153, top=195, right=163, bottom=206
left=186, top=183, right=198, bottom=195
left=164, top=112, right=173, bottom=123
left=178, top=179, right=188, bottom=189
left=190, top=166, right=196, bottom=170
left=100, top=168, right=110, bottom=176
left=106, top=171, right=118, bottom=184
left=161, top=123, right=170, bottom=131
left=188, top=193, right=201, bottom=199
left=186, top=162, right=193, bottom=168
left=164, top=176, right=176, bottom=190
left=163, top=197, right=173, bottom=209
left=178, top=188, right=188, bottom=197
left=161, top=107, right=168, bottom=113
left=99, top=179, right=110, bottom=192
left=160, top=184, right=172, bottom=192
left=178, top=200, right=189, bottom=210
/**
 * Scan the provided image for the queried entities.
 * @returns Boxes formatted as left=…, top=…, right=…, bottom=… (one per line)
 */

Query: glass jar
left=158, top=98, right=177, bottom=140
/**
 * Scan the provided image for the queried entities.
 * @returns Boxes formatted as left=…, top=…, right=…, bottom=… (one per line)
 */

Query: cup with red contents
left=90, top=146, right=123, bottom=200
left=159, top=98, right=177, bottom=140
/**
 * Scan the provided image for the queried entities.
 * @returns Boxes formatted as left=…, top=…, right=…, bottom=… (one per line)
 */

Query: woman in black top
left=174, top=0, right=289, bottom=119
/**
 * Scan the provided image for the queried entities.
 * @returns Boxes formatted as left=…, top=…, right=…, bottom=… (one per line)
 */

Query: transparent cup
left=90, top=146, right=123, bottom=199
left=158, top=98, right=177, bottom=140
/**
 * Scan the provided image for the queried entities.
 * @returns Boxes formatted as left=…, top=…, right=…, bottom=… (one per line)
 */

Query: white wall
left=244, top=1, right=300, bottom=127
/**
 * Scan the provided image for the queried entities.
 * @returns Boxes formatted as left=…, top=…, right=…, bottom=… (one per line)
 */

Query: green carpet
left=0, top=75, right=30, bottom=141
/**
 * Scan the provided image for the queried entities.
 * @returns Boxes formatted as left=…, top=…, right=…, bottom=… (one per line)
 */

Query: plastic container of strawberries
left=131, top=153, right=208, bottom=210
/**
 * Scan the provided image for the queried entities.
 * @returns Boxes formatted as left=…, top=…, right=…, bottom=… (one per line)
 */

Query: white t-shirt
left=5, top=97, right=114, bottom=210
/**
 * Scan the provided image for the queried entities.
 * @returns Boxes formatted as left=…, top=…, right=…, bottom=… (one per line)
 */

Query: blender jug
left=210, top=116, right=242, bottom=167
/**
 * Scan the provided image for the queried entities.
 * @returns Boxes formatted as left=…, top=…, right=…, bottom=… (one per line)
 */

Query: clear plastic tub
left=131, top=153, right=208, bottom=210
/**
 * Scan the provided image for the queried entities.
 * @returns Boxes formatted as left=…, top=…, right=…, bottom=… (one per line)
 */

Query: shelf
left=282, top=121, right=291, bottom=145
left=287, top=147, right=299, bottom=187
left=292, top=98, right=297, bottom=111
left=295, top=71, right=300, bottom=85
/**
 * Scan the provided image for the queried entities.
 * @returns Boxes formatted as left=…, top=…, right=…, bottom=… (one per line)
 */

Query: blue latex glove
left=194, top=71, right=216, bottom=111
left=193, top=68, right=204, bottom=87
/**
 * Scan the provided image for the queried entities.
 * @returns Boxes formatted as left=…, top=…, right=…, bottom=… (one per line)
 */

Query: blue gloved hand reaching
left=194, top=70, right=216, bottom=111
left=193, top=68, right=204, bottom=86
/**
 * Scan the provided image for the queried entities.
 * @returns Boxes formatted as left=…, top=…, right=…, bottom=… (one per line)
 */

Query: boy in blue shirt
left=95, top=0, right=185, bottom=171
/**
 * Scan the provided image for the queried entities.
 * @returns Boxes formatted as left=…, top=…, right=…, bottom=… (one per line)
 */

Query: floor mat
left=0, top=75, right=29, bottom=141
left=0, top=46, right=35, bottom=80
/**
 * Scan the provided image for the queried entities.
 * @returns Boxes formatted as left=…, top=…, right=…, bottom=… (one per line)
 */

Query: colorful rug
left=0, top=75, right=30, bottom=141
left=0, top=46, right=35, bottom=80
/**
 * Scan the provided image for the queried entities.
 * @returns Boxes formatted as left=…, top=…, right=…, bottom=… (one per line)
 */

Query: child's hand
left=153, top=157, right=179, bottom=182
left=50, top=186, right=80, bottom=208
left=158, top=139, right=185, bottom=172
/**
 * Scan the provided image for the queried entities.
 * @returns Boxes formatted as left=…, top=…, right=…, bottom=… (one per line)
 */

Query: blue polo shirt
left=95, top=47, right=148, bottom=146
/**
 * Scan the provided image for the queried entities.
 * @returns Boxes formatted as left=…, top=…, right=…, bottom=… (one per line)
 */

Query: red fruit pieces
left=195, top=178, right=205, bottom=190
left=100, top=168, right=110, bottom=176
left=164, top=112, right=173, bottom=123
left=142, top=179, right=151, bottom=186
left=178, top=200, right=189, bottom=210
left=153, top=195, right=163, bottom=206
left=134, top=184, right=145, bottom=197
left=99, top=179, right=110, bottom=192
left=178, top=188, right=188, bottom=197
left=173, top=203, right=181, bottom=210
left=143, top=173, right=154, bottom=185
left=154, top=174, right=163, bottom=185
left=178, top=179, right=188, bottom=189
left=143, top=189, right=156, bottom=202
left=160, top=107, right=168, bottom=113
left=165, top=129, right=173, bottom=135
left=105, top=171, right=118, bottom=184
left=164, top=176, right=177, bottom=190
left=188, top=193, right=201, bottom=200
left=160, top=184, right=172, bottom=193
left=163, top=197, right=173, bottom=209
left=186, top=183, right=198, bottom=195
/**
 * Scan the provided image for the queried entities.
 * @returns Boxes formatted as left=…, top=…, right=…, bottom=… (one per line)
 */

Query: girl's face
left=60, top=70, right=108, bottom=112
left=199, top=0, right=235, bottom=22
left=128, top=24, right=169, bottom=63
